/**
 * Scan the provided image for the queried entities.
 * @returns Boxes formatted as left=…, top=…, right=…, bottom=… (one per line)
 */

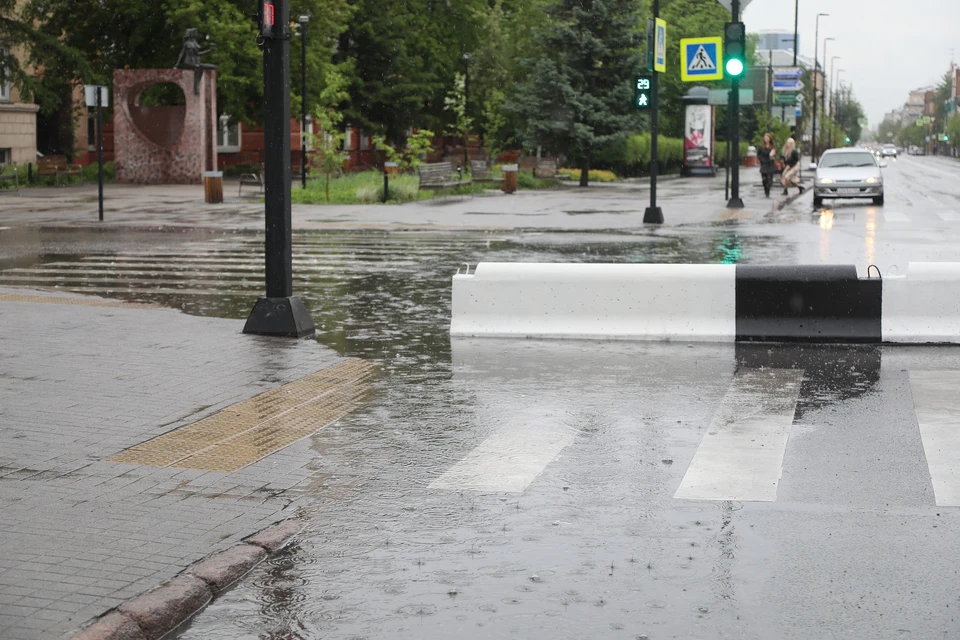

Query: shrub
left=558, top=168, right=618, bottom=182
left=82, top=161, right=115, bottom=182
left=624, top=133, right=685, bottom=175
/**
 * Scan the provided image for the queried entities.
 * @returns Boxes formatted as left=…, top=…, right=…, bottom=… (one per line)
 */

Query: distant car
left=813, top=148, right=886, bottom=207
left=880, top=144, right=897, bottom=158
left=908, top=145, right=927, bottom=156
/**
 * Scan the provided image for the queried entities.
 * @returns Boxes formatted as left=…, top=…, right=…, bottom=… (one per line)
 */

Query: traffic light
left=845, top=136, right=851, bottom=143
left=724, top=22, right=746, bottom=78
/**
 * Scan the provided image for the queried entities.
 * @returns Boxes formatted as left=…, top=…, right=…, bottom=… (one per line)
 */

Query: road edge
left=68, top=518, right=305, bottom=640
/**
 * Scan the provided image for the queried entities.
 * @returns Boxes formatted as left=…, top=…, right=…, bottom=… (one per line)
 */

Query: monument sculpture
left=114, top=29, right=218, bottom=184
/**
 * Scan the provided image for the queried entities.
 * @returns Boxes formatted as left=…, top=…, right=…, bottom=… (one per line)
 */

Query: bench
left=533, top=158, right=558, bottom=179
left=418, top=162, right=471, bottom=190
left=37, top=156, right=82, bottom=186
left=0, top=167, right=19, bottom=194
left=470, top=160, right=502, bottom=183
left=239, top=164, right=264, bottom=196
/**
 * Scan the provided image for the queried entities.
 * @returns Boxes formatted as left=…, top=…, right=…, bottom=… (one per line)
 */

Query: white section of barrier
left=450, top=262, right=737, bottom=341
left=882, top=263, right=960, bottom=343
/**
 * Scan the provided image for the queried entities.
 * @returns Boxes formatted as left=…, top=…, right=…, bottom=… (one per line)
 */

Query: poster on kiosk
left=682, top=103, right=717, bottom=177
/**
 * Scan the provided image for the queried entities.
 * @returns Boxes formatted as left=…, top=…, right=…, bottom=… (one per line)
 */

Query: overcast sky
left=743, top=0, right=960, bottom=126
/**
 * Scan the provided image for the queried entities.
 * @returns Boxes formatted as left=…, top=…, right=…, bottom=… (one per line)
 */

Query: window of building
left=360, top=132, right=370, bottom=150
left=0, top=46, right=11, bottom=102
left=0, top=149, right=11, bottom=165
left=344, top=128, right=354, bottom=150
left=217, top=115, right=241, bottom=153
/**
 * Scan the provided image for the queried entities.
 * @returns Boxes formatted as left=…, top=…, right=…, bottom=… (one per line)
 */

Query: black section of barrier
left=736, top=265, right=882, bottom=343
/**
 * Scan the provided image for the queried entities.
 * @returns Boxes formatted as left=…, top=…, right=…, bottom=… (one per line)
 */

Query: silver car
left=812, top=148, right=886, bottom=208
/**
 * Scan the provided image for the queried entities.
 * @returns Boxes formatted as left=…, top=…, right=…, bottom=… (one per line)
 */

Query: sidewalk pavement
left=0, top=287, right=362, bottom=639
left=0, top=170, right=795, bottom=232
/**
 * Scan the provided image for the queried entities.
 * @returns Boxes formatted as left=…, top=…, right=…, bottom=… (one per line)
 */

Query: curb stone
left=68, top=518, right=306, bottom=640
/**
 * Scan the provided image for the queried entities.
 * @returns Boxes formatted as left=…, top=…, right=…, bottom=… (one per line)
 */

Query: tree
left=508, top=0, right=644, bottom=186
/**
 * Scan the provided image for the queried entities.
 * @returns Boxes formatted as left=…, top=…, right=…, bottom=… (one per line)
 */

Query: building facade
left=0, top=43, right=39, bottom=166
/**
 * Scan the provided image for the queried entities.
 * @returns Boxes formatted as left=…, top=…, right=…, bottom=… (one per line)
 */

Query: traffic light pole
left=243, top=0, right=316, bottom=338
left=643, top=0, right=664, bottom=224
left=726, top=0, right=744, bottom=209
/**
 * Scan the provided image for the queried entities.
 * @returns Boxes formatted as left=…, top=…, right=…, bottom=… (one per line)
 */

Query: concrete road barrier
left=883, top=262, right=960, bottom=344
left=451, top=262, right=737, bottom=341
left=450, top=262, right=960, bottom=344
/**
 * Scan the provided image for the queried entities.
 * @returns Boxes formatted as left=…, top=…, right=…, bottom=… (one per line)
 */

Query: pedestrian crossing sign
left=681, top=37, right=723, bottom=82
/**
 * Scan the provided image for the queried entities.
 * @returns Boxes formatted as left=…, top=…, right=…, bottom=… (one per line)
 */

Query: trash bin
left=501, top=164, right=518, bottom=194
left=385, top=162, right=399, bottom=177
left=744, top=145, right=759, bottom=167
left=203, top=171, right=223, bottom=204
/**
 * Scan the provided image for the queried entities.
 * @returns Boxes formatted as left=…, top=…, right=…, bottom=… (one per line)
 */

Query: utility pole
left=244, top=0, right=316, bottom=338
left=792, top=0, right=799, bottom=66
left=96, top=88, right=104, bottom=222
left=299, top=14, right=309, bottom=190
left=819, top=36, right=835, bottom=159
left=643, top=0, right=664, bottom=224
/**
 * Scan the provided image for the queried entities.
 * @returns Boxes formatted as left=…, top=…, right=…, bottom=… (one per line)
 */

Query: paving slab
left=0, top=288, right=347, bottom=639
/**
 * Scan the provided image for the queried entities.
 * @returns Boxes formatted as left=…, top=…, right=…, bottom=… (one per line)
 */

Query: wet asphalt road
left=3, top=153, right=960, bottom=638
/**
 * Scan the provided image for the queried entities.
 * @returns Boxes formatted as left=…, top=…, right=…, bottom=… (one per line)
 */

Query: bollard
left=501, top=164, right=518, bottom=193
left=27, top=162, right=33, bottom=184
left=383, top=170, right=389, bottom=203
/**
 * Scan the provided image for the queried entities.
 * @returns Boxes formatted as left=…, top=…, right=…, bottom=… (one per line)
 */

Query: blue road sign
left=681, top=37, right=723, bottom=82
left=773, top=79, right=804, bottom=91
left=773, top=67, right=804, bottom=80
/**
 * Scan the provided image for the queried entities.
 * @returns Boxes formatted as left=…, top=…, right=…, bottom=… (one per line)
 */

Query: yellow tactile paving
left=715, top=208, right=758, bottom=221
left=108, top=359, right=374, bottom=472
left=0, top=292, right=158, bottom=308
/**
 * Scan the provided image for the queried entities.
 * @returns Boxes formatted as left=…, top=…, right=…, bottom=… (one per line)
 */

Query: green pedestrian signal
left=845, top=137, right=851, bottom=143
left=635, top=75, right=652, bottom=110
left=724, top=22, right=746, bottom=78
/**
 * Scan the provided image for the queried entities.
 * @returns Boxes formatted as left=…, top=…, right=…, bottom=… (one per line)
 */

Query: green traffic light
left=725, top=58, right=744, bottom=77
left=845, top=137, right=851, bottom=143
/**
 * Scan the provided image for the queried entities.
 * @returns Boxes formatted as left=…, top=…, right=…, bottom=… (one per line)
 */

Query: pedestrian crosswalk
left=435, top=363, right=960, bottom=508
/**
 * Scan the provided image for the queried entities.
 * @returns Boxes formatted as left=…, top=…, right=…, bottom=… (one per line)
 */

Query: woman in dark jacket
left=758, top=132, right=778, bottom=198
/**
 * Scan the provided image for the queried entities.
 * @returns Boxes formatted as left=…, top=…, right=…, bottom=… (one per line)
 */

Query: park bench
left=470, top=160, right=502, bottom=184
left=533, top=158, right=558, bottom=179
left=418, top=162, right=471, bottom=191
left=238, top=163, right=264, bottom=196
left=37, top=156, right=82, bottom=186
left=0, top=166, right=19, bottom=194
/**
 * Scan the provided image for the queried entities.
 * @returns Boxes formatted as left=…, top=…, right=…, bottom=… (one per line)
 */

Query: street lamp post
left=792, top=0, right=799, bottom=66
left=812, top=14, right=829, bottom=162
left=463, top=53, right=470, bottom=170
left=820, top=37, right=835, bottom=156
left=299, top=14, right=309, bottom=190
left=834, top=70, right=846, bottom=147
left=829, top=56, right=841, bottom=145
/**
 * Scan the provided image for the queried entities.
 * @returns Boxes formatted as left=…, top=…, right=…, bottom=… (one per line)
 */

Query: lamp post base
left=726, top=197, right=745, bottom=209
left=242, top=297, right=316, bottom=338
left=643, top=207, right=664, bottom=224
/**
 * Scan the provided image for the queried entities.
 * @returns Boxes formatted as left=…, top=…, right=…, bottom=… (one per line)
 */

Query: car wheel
left=873, top=194, right=884, bottom=206
left=813, top=196, right=823, bottom=207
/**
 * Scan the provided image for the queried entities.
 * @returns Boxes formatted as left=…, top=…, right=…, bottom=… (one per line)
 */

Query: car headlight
left=818, top=177, right=835, bottom=185
left=865, top=177, right=881, bottom=184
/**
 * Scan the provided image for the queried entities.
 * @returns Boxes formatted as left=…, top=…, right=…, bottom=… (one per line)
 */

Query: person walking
left=780, top=138, right=804, bottom=195
left=758, top=132, right=778, bottom=198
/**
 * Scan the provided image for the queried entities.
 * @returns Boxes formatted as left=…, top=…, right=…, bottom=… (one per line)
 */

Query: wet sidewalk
left=0, top=172, right=789, bottom=232
left=0, top=287, right=359, bottom=639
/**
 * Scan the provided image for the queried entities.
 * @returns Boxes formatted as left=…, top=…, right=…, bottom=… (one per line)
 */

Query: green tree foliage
left=508, top=0, right=644, bottom=186
left=334, top=0, right=488, bottom=142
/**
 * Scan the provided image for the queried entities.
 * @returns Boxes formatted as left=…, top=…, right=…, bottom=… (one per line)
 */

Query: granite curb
left=68, top=519, right=306, bottom=640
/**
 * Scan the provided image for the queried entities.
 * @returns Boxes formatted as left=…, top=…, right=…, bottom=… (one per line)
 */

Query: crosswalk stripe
left=909, top=371, right=960, bottom=507
left=429, top=410, right=576, bottom=493
left=884, top=212, right=911, bottom=222
left=674, top=368, right=804, bottom=502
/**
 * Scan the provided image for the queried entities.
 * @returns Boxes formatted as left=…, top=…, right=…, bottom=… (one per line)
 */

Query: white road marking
left=937, top=211, right=960, bottom=222
left=884, top=212, right=911, bottom=223
left=430, top=411, right=577, bottom=493
left=674, top=368, right=804, bottom=502
left=909, top=371, right=960, bottom=506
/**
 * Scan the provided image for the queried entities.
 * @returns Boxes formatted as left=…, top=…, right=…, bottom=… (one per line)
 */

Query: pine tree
left=509, top=0, right=643, bottom=186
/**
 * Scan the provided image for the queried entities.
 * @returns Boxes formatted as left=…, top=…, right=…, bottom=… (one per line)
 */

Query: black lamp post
left=463, top=52, right=470, bottom=169
left=299, top=14, right=309, bottom=190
